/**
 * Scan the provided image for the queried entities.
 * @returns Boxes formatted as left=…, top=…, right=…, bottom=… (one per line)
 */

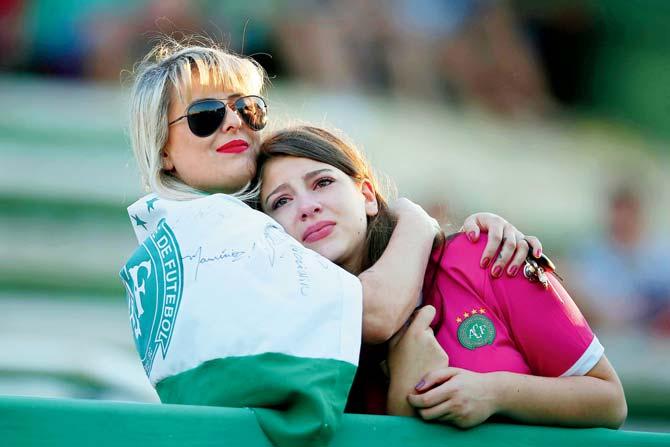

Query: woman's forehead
left=171, top=82, right=239, bottom=105
left=171, top=83, right=243, bottom=108
left=170, top=65, right=254, bottom=105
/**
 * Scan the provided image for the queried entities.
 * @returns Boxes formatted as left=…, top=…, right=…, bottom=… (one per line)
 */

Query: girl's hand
left=462, top=212, right=542, bottom=278
left=387, top=306, right=450, bottom=416
left=408, top=367, right=498, bottom=429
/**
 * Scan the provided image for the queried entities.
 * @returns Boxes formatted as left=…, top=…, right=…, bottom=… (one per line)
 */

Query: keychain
left=523, top=249, right=561, bottom=289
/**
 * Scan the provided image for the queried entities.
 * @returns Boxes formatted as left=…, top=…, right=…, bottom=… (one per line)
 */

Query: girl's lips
left=303, top=222, right=336, bottom=243
left=216, top=139, right=249, bottom=153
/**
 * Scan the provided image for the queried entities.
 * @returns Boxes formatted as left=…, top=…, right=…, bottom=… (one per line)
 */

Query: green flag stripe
left=156, top=352, right=356, bottom=447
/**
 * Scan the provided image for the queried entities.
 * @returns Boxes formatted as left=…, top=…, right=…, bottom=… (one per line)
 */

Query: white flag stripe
left=124, top=193, right=362, bottom=385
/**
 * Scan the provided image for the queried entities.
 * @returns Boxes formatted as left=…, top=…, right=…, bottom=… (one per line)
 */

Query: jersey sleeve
left=485, top=266, right=603, bottom=377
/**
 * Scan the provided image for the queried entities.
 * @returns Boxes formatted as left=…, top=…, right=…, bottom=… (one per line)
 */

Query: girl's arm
left=408, top=357, right=626, bottom=429
left=386, top=307, right=626, bottom=427
left=404, top=236, right=626, bottom=428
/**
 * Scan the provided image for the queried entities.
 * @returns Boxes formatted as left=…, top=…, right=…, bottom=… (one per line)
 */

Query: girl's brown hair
left=254, top=125, right=397, bottom=272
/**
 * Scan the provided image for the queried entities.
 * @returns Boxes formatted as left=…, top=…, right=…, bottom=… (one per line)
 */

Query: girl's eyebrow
left=264, top=168, right=334, bottom=208
left=303, top=168, right=334, bottom=181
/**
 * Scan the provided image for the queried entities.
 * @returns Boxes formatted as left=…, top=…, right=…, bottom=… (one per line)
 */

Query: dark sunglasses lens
left=235, top=96, right=268, bottom=131
left=187, top=100, right=225, bottom=137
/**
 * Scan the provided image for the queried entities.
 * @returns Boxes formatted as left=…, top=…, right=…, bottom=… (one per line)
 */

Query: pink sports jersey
left=345, top=233, right=603, bottom=415
left=423, top=233, right=603, bottom=377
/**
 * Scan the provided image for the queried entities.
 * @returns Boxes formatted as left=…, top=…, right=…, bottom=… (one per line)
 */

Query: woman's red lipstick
left=303, top=221, right=336, bottom=243
left=216, top=139, right=249, bottom=154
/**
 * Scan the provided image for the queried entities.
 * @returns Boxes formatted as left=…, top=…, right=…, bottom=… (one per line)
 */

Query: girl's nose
left=300, top=202, right=321, bottom=221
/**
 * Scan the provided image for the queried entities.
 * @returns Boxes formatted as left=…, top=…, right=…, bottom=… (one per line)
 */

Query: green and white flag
left=120, top=193, right=362, bottom=447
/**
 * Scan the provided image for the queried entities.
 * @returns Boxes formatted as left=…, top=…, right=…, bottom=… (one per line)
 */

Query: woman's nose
left=221, top=103, right=242, bottom=133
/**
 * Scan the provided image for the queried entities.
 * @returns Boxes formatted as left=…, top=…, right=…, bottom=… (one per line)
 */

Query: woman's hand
left=390, top=198, right=441, bottom=238
left=462, top=212, right=542, bottom=278
left=408, top=367, right=498, bottom=429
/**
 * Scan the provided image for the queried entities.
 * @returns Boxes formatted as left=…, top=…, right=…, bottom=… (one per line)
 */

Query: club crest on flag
left=120, top=219, right=184, bottom=375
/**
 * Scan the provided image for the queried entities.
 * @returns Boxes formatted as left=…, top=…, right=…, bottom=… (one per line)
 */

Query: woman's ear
left=360, top=179, right=379, bottom=217
left=162, top=148, right=175, bottom=171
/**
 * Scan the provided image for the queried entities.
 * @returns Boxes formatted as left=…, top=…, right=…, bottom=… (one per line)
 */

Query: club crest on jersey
left=456, top=308, right=496, bottom=350
left=120, top=219, right=184, bottom=375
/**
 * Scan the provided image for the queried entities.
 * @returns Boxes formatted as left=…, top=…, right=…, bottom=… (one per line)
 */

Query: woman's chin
left=204, top=177, right=253, bottom=194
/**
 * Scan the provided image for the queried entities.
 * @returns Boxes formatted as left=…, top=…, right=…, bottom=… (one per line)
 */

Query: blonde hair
left=128, top=36, right=267, bottom=200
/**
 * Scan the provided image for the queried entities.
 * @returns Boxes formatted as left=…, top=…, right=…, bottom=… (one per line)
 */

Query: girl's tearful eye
left=314, top=178, right=334, bottom=189
left=272, top=196, right=291, bottom=210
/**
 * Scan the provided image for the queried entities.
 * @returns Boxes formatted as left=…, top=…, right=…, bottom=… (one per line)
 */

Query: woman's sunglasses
left=168, top=95, right=268, bottom=137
